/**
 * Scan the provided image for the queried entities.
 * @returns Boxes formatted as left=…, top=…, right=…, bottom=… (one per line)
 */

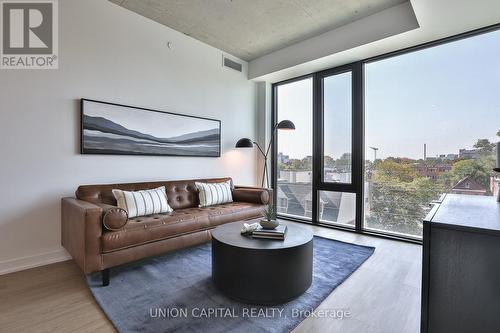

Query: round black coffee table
left=211, top=220, right=313, bottom=305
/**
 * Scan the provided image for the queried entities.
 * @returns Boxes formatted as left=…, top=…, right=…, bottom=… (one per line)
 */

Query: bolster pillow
left=97, top=203, right=128, bottom=231
left=232, top=188, right=270, bottom=205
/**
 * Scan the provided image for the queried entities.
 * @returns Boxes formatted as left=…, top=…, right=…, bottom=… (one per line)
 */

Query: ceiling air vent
left=222, top=56, right=242, bottom=72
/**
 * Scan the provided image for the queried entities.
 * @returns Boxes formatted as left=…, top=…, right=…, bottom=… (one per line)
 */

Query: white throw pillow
left=112, top=186, right=172, bottom=219
left=195, top=181, right=233, bottom=207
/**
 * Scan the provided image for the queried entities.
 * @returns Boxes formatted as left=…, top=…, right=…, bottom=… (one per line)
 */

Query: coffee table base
left=212, top=237, right=313, bottom=305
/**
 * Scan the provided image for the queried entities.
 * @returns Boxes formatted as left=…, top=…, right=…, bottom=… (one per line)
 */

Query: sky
left=277, top=29, right=500, bottom=161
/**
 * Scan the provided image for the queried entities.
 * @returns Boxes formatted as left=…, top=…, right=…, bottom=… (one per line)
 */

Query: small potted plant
left=260, top=205, right=279, bottom=230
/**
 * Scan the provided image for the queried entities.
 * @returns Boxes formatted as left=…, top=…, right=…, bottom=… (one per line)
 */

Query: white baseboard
left=0, top=248, right=71, bottom=276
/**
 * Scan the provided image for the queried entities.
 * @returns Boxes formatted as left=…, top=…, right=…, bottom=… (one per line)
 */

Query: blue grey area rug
left=86, top=236, right=374, bottom=333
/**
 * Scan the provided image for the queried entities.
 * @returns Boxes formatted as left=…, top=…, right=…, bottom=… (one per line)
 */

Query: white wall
left=0, top=0, right=257, bottom=274
left=255, top=82, right=272, bottom=187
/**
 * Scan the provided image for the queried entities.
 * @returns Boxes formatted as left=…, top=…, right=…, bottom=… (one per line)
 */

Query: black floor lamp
left=235, top=120, right=295, bottom=188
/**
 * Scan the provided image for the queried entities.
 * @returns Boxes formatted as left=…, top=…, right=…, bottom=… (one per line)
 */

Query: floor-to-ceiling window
left=273, top=26, right=500, bottom=241
left=275, top=77, right=313, bottom=220
left=364, top=28, right=500, bottom=238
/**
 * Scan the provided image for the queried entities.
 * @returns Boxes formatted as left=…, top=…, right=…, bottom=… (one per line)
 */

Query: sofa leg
left=102, top=268, right=110, bottom=287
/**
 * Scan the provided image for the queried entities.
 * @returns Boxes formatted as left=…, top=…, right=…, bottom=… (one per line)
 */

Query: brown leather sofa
left=61, top=177, right=271, bottom=286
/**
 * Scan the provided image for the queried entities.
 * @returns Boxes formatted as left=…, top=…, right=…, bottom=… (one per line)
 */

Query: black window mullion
left=317, top=183, right=355, bottom=193
left=352, top=62, right=364, bottom=232
left=271, top=84, right=278, bottom=208
left=312, top=73, right=321, bottom=224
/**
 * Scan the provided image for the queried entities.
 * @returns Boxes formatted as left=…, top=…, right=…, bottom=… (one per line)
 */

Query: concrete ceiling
left=108, top=0, right=407, bottom=61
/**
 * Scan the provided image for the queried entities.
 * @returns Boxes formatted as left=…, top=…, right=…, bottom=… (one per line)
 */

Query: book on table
left=252, top=224, right=287, bottom=240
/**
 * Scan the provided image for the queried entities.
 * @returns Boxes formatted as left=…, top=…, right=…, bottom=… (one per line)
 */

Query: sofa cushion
left=195, top=181, right=233, bottom=207
left=112, top=186, right=172, bottom=218
left=101, top=202, right=264, bottom=253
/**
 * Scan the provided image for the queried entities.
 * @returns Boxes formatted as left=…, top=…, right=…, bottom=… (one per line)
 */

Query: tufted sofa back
left=75, top=177, right=233, bottom=210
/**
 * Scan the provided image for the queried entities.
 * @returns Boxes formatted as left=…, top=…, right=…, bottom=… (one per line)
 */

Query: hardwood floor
left=293, top=225, right=422, bottom=333
left=0, top=223, right=422, bottom=333
left=0, top=259, right=114, bottom=333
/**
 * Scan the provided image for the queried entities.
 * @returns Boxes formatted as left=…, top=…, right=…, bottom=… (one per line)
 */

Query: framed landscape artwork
left=81, top=99, right=221, bottom=157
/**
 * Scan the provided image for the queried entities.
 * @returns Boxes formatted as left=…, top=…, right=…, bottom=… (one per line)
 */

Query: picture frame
left=80, top=99, right=221, bottom=157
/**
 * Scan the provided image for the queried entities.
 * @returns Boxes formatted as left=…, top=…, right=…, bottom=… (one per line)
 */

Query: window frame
left=314, top=63, right=363, bottom=230
left=271, top=22, right=500, bottom=244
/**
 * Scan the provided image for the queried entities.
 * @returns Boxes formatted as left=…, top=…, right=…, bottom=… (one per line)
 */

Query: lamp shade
left=235, top=138, right=254, bottom=148
left=276, top=120, right=295, bottom=130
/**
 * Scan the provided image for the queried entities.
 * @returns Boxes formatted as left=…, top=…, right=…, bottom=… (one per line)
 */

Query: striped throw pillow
left=112, top=186, right=172, bottom=219
left=195, top=181, right=233, bottom=207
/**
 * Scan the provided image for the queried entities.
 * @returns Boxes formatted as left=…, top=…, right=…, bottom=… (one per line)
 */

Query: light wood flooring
left=0, top=223, right=422, bottom=333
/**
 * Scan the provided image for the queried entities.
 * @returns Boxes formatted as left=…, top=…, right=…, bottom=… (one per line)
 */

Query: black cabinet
left=421, top=194, right=500, bottom=333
